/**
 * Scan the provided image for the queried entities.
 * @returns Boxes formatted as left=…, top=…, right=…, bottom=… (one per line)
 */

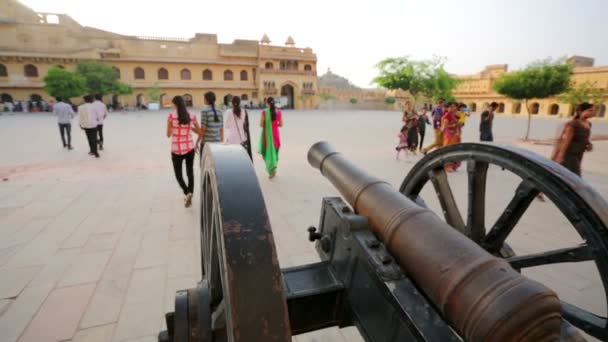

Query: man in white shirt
left=91, top=94, right=108, bottom=150
left=53, top=97, right=75, bottom=149
left=79, top=95, right=102, bottom=158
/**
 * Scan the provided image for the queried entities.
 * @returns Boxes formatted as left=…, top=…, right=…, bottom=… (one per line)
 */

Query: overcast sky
left=18, top=0, right=608, bottom=88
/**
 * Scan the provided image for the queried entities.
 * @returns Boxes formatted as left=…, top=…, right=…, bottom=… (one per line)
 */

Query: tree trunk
left=524, top=99, right=532, bottom=141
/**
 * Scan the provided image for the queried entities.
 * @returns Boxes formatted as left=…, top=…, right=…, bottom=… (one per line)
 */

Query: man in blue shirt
left=422, top=98, right=445, bottom=154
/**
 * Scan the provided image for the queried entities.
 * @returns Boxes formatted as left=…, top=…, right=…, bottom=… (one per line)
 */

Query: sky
left=17, top=0, right=608, bottom=88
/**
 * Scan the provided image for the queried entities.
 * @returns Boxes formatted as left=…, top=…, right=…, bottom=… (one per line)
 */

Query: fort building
left=0, top=0, right=319, bottom=109
left=453, top=57, right=608, bottom=119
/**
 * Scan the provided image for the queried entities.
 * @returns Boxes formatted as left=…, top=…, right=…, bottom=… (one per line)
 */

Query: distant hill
left=318, top=69, right=361, bottom=90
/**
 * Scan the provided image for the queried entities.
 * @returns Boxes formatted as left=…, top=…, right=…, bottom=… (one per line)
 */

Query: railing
left=259, top=69, right=316, bottom=76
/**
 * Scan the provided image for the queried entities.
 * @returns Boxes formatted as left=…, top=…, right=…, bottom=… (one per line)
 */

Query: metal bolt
left=381, top=255, right=392, bottom=265
left=366, top=239, right=380, bottom=249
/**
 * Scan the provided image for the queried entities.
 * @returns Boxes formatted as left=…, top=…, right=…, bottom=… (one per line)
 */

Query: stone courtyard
left=0, top=109, right=607, bottom=342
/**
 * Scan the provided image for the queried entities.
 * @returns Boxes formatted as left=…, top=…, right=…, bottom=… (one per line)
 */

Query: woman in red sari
left=442, top=102, right=460, bottom=172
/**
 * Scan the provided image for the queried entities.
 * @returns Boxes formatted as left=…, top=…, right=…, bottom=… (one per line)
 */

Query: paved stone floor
left=0, top=109, right=607, bottom=342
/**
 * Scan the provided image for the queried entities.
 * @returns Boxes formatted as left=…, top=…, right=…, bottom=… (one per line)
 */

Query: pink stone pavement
left=0, top=110, right=607, bottom=341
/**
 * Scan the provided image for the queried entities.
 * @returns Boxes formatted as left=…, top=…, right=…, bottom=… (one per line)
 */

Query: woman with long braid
left=258, top=97, right=283, bottom=179
left=197, top=91, right=224, bottom=152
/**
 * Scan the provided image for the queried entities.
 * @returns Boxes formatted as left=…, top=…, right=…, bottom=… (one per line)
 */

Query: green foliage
left=146, top=83, right=161, bottom=103
left=373, top=56, right=460, bottom=104
left=493, top=58, right=572, bottom=140
left=493, top=59, right=572, bottom=100
left=384, top=96, right=396, bottom=104
left=350, top=98, right=358, bottom=104
left=112, top=82, right=133, bottom=95
left=75, top=60, right=131, bottom=95
left=43, top=67, right=87, bottom=99
left=558, top=81, right=607, bottom=107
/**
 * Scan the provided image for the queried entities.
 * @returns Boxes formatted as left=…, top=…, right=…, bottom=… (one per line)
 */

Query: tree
left=385, top=96, right=396, bottom=104
left=373, top=56, right=460, bottom=106
left=146, top=83, right=161, bottom=103
left=494, top=59, right=572, bottom=140
left=75, top=60, right=130, bottom=96
left=558, top=81, right=607, bottom=111
left=43, top=67, right=87, bottom=100
left=350, top=98, right=358, bottom=104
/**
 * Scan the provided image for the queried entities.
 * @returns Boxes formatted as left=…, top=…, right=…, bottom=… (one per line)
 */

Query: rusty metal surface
left=308, top=141, right=562, bottom=341
left=200, top=144, right=291, bottom=341
left=400, top=142, right=608, bottom=340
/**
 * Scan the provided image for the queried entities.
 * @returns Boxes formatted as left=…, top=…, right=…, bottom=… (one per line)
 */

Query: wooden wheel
left=400, top=143, right=608, bottom=340
left=196, top=144, right=291, bottom=341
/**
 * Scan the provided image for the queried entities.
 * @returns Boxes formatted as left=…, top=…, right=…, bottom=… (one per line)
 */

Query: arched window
left=112, top=67, right=121, bottom=79
left=598, top=104, right=606, bottom=118
left=531, top=102, right=540, bottom=114
left=134, top=67, right=145, bottom=80
left=497, top=103, right=505, bottom=113
left=202, top=69, right=212, bottom=80
left=549, top=104, right=559, bottom=115
left=265, top=62, right=273, bottom=70
left=240, top=70, right=248, bottom=81
left=241, top=94, right=249, bottom=101
left=224, top=70, right=233, bottom=81
left=180, top=68, right=191, bottom=80
left=24, top=64, right=38, bottom=77
left=0, top=64, right=7, bottom=77
left=304, top=64, right=312, bottom=72
left=158, top=68, right=168, bottom=80
left=513, top=102, right=521, bottom=114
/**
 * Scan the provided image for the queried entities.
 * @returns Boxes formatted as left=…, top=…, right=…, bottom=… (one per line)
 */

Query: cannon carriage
left=160, top=141, right=608, bottom=342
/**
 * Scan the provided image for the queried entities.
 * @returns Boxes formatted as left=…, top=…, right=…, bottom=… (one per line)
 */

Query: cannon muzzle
left=308, top=141, right=561, bottom=341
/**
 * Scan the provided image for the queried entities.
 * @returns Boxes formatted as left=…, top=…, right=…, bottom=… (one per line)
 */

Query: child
left=395, top=125, right=409, bottom=160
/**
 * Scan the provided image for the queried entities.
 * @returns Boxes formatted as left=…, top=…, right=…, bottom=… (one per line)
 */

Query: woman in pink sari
left=442, top=102, right=460, bottom=172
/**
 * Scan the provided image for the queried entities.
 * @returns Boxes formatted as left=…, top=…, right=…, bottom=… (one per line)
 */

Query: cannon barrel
left=308, top=141, right=562, bottom=341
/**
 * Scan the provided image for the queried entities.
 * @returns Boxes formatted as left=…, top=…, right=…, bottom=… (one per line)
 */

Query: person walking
left=78, top=95, right=102, bottom=158
left=91, top=94, right=108, bottom=150
left=418, top=105, right=430, bottom=151
left=422, top=98, right=445, bottom=154
left=552, top=102, right=596, bottom=176
left=197, top=91, right=223, bottom=154
left=224, top=96, right=252, bottom=160
left=480, top=102, right=498, bottom=142
left=402, top=106, right=418, bottom=155
left=258, top=97, right=283, bottom=179
left=53, top=97, right=75, bottom=150
left=167, top=95, right=201, bottom=208
left=441, top=102, right=461, bottom=172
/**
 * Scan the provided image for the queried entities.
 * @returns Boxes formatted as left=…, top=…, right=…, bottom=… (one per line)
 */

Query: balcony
left=260, top=69, right=316, bottom=76
left=263, top=88, right=278, bottom=95
left=301, top=89, right=315, bottom=95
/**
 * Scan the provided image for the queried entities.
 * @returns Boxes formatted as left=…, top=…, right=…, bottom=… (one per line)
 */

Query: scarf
left=258, top=109, right=279, bottom=175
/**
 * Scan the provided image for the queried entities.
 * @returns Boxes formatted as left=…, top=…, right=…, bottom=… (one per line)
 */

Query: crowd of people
left=396, top=98, right=597, bottom=178
left=166, top=93, right=282, bottom=207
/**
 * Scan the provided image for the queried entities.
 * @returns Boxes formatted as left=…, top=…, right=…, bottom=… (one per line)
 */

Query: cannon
left=159, top=141, right=608, bottom=341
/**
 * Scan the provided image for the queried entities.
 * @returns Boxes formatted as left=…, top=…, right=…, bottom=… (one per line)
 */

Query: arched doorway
left=513, top=102, right=521, bottom=114
left=136, top=94, right=144, bottom=109
left=598, top=104, right=606, bottom=118
left=280, top=84, right=295, bottom=109
left=569, top=105, right=576, bottom=117
left=1, top=93, right=13, bottom=103
left=224, top=94, right=233, bottom=106
left=530, top=102, right=540, bottom=114
left=160, top=93, right=169, bottom=108
left=468, top=103, right=477, bottom=112
left=497, top=103, right=505, bottom=113
left=183, top=94, right=193, bottom=107
left=549, top=104, right=559, bottom=115
left=112, top=95, right=120, bottom=110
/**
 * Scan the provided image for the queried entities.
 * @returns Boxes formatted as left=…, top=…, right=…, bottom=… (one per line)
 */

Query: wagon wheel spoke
left=506, top=244, right=594, bottom=269
left=483, top=181, right=538, bottom=253
left=211, top=299, right=226, bottom=331
left=429, top=168, right=465, bottom=233
left=561, top=301, right=608, bottom=341
left=466, top=160, right=488, bottom=242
